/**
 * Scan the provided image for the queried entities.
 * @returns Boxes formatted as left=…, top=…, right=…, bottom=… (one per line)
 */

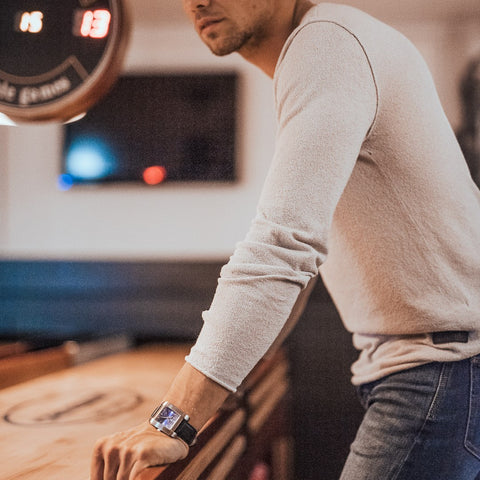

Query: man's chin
left=204, top=41, right=237, bottom=56
left=202, top=34, right=245, bottom=57
left=209, top=47, right=236, bottom=57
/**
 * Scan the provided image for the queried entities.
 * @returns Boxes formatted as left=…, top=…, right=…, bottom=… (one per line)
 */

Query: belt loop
left=431, top=331, right=469, bottom=345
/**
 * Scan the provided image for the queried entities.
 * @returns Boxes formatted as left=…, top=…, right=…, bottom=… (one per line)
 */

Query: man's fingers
left=103, top=445, right=120, bottom=480
left=115, top=448, right=136, bottom=480
left=89, top=422, right=190, bottom=480
left=127, top=460, right=152, bottom=480
left=90, top=439, right=106, bottom=480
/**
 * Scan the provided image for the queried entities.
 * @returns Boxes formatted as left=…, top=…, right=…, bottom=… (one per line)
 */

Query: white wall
left=0, top=25, right=276, bottom=261
left=0, top=127, right=8, bottom=250
left=1, top=15, right=480, bottom=261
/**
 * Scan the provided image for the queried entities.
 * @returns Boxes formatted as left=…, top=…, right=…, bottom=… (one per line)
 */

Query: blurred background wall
left=1, top=0, right=480, bottom=261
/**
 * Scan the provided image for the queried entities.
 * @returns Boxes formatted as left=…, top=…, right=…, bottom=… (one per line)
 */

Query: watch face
left=158, top=406, right=180, bottom=430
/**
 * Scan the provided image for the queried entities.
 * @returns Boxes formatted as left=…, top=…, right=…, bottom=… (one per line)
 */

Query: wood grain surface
left=1, top=344, right=190, bottom=480
left=2, top=344, right=292, bottom=480
left=0, top=343, right=75, bottom=389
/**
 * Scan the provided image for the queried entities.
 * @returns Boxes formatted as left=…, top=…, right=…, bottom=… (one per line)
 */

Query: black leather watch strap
left=176, top=418, right=197, bottom=446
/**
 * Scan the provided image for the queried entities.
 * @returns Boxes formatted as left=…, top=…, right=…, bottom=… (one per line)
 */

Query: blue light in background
left=65, top=136, right=116, bottom=181
left=57, top=173, right=74, bottom=191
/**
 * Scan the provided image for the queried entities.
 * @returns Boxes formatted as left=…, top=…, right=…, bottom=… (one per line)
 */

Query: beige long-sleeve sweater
left=186, top=3, right=480, bottom=390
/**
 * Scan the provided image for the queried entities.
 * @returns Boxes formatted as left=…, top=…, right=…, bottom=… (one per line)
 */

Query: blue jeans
left=340, top=354, right=480, bottom=479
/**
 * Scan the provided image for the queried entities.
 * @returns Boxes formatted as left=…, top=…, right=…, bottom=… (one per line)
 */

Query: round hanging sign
left=0, top=0, right=129, bottom=123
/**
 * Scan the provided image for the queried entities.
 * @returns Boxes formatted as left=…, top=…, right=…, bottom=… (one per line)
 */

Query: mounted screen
left=61, top=73, right=238, bottom=187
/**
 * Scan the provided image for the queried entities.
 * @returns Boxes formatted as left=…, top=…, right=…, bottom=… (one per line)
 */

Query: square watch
left=149, top=401, right=197, bottom=446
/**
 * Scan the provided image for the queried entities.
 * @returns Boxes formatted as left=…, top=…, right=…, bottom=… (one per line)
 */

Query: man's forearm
left=162, top=362, right=232, bottom=432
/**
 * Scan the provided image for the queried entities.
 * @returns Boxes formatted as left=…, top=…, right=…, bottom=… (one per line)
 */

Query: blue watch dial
left=158, top=406, right=180, bottom=429
left=150, top=402, right=197, bottom=446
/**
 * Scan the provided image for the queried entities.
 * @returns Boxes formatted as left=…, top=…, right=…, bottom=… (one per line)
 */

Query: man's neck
left=239, top=0, right=314, bottom=78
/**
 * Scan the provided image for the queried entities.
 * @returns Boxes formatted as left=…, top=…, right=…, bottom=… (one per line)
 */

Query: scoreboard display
left=0, top=0, right=129, bottom=123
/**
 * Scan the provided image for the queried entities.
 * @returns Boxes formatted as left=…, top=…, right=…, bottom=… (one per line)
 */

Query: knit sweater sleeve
left=185, top=21, right=377, bottom=391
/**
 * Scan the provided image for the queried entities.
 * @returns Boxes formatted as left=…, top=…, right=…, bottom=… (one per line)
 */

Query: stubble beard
left=204, top=29, right=254, bottom=57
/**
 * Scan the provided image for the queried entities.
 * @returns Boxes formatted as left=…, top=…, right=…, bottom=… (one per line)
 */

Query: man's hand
left=90, top=362, right=231, bottom=480
left=90, top=421, right=189, bottom=480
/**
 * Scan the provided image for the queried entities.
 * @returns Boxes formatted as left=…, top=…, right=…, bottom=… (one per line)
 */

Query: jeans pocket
left=465, top=355, right=480, bottom=459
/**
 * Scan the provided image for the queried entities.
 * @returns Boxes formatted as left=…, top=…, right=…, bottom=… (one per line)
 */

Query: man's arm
left=91, top=20, right=377, bottom=480
left=90, top=276, right=317, bottom=480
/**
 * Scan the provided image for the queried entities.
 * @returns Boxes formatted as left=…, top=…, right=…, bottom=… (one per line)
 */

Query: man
left=91, top=1, right=480, bottom=479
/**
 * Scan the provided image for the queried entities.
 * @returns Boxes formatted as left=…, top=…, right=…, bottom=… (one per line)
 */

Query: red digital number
left=79, top=9, right=111, bottom=39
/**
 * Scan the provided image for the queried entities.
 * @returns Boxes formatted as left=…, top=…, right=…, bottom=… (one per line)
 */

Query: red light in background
left=79, top=9, right=111, bottom=38
left=143, top=166, right=167, bottom=185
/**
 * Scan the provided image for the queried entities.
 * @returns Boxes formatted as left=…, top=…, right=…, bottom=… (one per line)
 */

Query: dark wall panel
left=0, top=260, right=222, bottom=338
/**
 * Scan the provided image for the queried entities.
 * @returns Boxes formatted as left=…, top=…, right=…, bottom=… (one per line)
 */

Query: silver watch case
left=149, top=401, right=190, bottom=438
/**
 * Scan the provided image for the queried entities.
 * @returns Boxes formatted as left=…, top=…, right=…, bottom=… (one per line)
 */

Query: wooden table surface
left=1, top=343, right=190, bottom=480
